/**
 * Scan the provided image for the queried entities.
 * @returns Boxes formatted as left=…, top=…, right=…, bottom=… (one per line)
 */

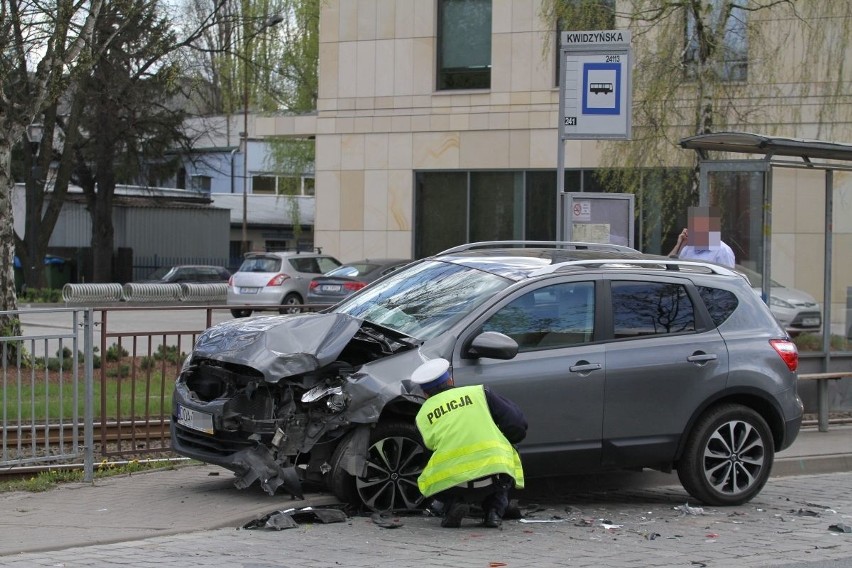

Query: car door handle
left=687, top=353, right=718, bottom=364
left=569, top=362, right=602, bottom=373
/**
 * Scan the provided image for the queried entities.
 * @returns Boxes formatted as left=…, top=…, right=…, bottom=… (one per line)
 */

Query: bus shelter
left=680, top=132, right=852, bottom=412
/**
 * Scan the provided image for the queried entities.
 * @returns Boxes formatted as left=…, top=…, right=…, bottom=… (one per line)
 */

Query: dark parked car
left=306, top=258, right=411, bottom=305
left=171, top=242, right=802, bottom=512
left=138, top=265, right=231, bottom=284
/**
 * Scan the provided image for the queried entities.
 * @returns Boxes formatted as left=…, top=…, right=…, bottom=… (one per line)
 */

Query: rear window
left=611, top=281, right=696, bottom=338
left=697, top=286, right=739, bottom=326
left=239, top=257, right=281, bottom=273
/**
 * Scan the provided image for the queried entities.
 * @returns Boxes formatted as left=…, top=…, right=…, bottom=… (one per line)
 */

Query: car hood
left=755, top=286, right=819, bottom=307
left=192, top=313, right=363, bottom=382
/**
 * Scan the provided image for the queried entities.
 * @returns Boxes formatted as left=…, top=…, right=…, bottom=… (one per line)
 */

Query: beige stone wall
left=315, top=0, right=564, bottom=261
left=312, top=0, right=852, bottom=315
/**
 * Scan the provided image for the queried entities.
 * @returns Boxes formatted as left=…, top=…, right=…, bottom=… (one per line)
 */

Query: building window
left=684, top=0, right=748, bottom=81
left=415, top=170, right=556, bottom=258
left=414, top=168, right=697, bottom=259
left=252, top=174, right=315, bottom=196
left=252, top=176, right=276, bottom=194
left=437, top=0, right=492, bottom=90
left=303, top=177, right=315, bottom=196
left=192, top=175, right=212, bottom=192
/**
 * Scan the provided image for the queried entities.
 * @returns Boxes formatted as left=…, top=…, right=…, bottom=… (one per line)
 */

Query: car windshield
left=333, top=260, right=511, bottom=340
left=326, top=264, right=369, bottom=277
left=147, top=266, right=175, bottom=280
left=736, top=265, right=783, bottom=288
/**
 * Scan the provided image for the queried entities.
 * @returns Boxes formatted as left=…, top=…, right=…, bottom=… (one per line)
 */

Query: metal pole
left=819, top=169, right=834, bottom=432
left=83, top=308, right=94, bottom=482
left=241, top=50, right=250, bottom=256
left=556, top=44, right=566, bottom=240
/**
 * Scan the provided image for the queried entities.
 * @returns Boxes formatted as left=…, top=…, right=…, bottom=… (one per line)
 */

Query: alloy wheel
left=702, top=419, right=765, bottom=497
left=355, top=435, right=427, bottom=512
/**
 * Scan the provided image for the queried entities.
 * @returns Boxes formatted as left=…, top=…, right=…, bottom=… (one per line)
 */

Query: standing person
left=412, top=358, right=527, bottom=529
left=669, top=205, right=736, bottom=268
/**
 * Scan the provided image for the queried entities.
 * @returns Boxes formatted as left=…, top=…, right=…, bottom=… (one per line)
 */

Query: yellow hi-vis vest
left=415, top=385, right=524, bottom=497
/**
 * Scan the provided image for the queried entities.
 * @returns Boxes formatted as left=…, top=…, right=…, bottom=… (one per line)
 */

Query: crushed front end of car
left=170, top=312, right=424, bottom=497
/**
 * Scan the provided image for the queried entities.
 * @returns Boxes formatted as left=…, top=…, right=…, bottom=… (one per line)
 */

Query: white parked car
left=736, top=265, right=821, bottom=335
left=227, top=251, right=341, bottom=317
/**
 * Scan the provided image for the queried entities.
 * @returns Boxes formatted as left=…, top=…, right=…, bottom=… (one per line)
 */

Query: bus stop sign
left=559, top=30, right=632, bottom=140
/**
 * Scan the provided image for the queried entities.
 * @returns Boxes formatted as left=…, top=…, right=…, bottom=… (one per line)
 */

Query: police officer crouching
left=412, top=358, right=527, bottom=528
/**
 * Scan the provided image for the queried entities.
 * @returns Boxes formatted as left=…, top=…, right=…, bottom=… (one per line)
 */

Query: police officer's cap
left=411, top=358, right=451, bottom=391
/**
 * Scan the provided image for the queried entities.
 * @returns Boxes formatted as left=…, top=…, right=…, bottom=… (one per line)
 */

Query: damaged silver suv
left=171, top=241, right=802, bottom=511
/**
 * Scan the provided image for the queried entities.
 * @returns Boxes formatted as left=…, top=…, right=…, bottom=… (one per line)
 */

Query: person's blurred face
left=687, top=206, right=721, bottom=248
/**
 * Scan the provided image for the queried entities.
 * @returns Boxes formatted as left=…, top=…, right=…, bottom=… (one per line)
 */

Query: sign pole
left=556, top=29, right=632, bottom=241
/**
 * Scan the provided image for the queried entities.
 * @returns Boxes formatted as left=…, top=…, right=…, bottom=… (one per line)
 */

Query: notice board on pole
left=563, top=192, right=634, bottom=248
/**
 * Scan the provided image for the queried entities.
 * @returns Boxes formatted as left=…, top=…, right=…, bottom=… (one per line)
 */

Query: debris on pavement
left=371, top=512, right=404, bottom=529
left=243, top=506, right=348, bottom=530
left=828, top=523, right=851, bottom=533
left=792, top=508, right=821, bottom=517
left=674, top=503, right=706, bottom=516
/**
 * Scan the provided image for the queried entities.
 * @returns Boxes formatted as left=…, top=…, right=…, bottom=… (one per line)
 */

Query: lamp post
left=24, top=123, right=44, bottom=288
left=241, top=14, right=284, bottom=256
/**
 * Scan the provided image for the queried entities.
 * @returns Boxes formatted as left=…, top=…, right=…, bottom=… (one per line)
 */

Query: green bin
left=44, top=256, right=71, bottom=289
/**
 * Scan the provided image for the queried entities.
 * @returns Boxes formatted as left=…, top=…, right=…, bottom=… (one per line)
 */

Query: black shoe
left=441, top=503, right=469, bottom=528
left=483, top=509, right=502, bottom=528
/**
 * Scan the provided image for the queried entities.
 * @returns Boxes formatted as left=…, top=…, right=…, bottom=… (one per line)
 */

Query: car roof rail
left=436, top=240, right=640, bottom=255
left=530, top=258, right=745, bottom=278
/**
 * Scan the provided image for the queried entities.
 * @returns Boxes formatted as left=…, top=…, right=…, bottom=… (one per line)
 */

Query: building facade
left=276, top=0, right=852, bottom=346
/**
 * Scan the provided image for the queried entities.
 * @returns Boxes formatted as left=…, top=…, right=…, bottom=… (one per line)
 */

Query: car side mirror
left=466, top=331, right=519, bottom=360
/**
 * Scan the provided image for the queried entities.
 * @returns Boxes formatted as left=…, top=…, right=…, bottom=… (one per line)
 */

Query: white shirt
left=678, top=241, right=736, bottom=268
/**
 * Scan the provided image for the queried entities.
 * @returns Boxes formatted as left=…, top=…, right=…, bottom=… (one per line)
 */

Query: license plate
left=177, top=404, right=214, bottom=434
left=322, top=284, right=342, bottom=292
left=240, top=287, right=260, bottom=294
left=802, top=317, right=820, bottom=327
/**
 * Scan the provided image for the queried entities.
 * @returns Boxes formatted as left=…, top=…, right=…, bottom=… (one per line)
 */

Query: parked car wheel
left=677, top=404, right=774, bottom=506
left=230, top=309, right=252, bottom=318
left=330, top=421, right=427, bottom=512
left=279, top=293, right=303, bottom=314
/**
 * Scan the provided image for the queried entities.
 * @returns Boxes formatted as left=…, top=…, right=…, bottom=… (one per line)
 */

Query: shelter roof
left=680, top=132, right=852, bottom=163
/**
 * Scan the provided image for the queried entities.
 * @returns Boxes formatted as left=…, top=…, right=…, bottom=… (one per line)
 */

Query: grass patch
left=0, top=459, right=181, bottom=493
left=793, top=332, right=849, bottom=352
left=1, top=360, right=175, bottom=423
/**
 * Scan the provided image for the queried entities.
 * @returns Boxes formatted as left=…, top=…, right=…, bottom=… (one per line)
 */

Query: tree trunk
left=89, top=138, right=117, bottom=283
left=0, top=137, right=22, bottom=344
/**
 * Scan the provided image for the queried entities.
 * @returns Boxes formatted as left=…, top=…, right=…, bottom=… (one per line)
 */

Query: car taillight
left=267, top=274, right=290, bottom=286
left=343, top=282, right=366, bottom=292
left=770, top=339, right=798, bottom=372
left=309, top=280, right=319, bottom=290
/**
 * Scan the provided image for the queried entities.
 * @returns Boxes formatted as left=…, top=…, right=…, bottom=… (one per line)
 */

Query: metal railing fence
left=1, top=308, right=94, bottom=480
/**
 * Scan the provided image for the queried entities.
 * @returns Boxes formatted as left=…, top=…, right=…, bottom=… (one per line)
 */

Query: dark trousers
left=434, top=474, right=513, bottom=518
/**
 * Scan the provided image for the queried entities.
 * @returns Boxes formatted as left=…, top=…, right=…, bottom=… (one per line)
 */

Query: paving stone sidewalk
left=0, top=425, right=850, bottom=567
left=2, top=471, right=851, bottom=568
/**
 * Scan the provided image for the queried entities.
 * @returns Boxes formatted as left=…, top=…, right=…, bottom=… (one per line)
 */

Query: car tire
left=230, top=309, right=252, bottom=318
left=677, top=403, right=774, bottom=506
left=279, top=293, right=303, bottom=314
left=329, top=421, right=428, bottom=513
